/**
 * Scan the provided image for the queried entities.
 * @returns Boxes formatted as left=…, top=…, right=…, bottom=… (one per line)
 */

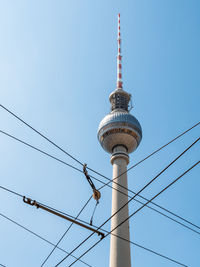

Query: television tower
left=97, top=14, right=142, bottom=267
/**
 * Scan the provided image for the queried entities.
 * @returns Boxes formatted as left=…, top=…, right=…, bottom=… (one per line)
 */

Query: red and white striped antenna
left=117, top=13, right=123, bottom=89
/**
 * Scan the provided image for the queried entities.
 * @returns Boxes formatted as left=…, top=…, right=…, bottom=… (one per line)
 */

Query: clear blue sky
left=0, top=1, right=200, bottom=266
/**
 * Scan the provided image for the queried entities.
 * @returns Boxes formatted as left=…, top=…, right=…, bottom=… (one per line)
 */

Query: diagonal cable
left=1, top=129, right=200, bottom=234
left=0, top=164, right=197, bottom=267
left=0, top=183, right=190, bottom=267
left=0, top=104, right=84, bottom=167
left=0, top=212, right=92, bottom=267
left=87, top=121, right=200, bottom=183
left=1, top=103, right=199, bottom=187
left=66, top=162, right=199, bottom=267
left=55, top=138, right=199, bottom=266
left=40, top=196, right=92, bottom=266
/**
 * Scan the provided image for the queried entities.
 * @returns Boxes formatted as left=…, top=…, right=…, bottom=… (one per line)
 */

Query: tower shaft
left=110, top=146, right=131, bottom=267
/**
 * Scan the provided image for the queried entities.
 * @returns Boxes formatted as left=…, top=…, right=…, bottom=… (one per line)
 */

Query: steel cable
left=55, top=139, right=199, bottom=266
left=1, top=129, right=200, bottom=235
left=66, top=162, right=199, bottom=267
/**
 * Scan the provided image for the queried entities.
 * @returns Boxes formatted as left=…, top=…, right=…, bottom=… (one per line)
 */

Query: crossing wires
left=55, top=138, right=199, bottom=266
left=1, top=128, right=200, bottom=236
left=0, top=183, right=186, bottom=267
left=67, top=162, right=199, bottom=267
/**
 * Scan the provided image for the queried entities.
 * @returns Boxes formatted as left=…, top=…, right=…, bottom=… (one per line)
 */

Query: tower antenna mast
left=117, top=13, right=123, bottom=89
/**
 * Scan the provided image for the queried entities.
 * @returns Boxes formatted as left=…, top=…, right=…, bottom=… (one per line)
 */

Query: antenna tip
left=118, top=13, right=120, bottom=17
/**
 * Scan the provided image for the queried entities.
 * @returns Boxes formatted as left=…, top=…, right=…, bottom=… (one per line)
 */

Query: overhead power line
left=0, top=130, right=82, bottom=174
left=65, top=162, right=199, bottom=267
left=1, top=129, right=200, bottom=236
left=0, top=184, right=23, bottom=198
left=0, top=212, right=92, bottom=267
left=40, top=197, right=92, bottom=267
left=35, top=198, right=200, bottom=266
left=0, top=104, right=84, bottom=167
left=87, top=121, right=200, bottom=182
left=0, top=207, right=181, bottom=267
left=0, top=182, right=96, bottom=238
left=55, top=138, right=199, bottom=266
left=1, top=103, right=199, bottom=185
left=114, top=161, right=200, bottom=236
left=0, top=183, right=187, bottom=267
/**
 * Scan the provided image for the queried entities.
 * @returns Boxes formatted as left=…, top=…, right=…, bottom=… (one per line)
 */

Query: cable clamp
left=99, top=232, right=105, bottom=240
left=23, top=196, right=39, bottom=208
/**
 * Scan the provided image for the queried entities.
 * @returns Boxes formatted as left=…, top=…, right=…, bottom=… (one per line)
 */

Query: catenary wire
left=40, top=196, right=92, bottom=267
left=56, top=161, right=200, bottom=267
left=37, top=195, right=190, bottom=267
left=35, top=195, right=200, bottom=237
left=0, top=184, right=23, bottom=198
left=45, top=192, right=200, bottom=236
left=0, top=104, right=84, bottom=167
left=1, top=103, right=199, bottom=209
left=0, top=182, right=93, bottom=265
left=55, top=139, right=199, bottom=266
left=1, top=105, right=199, bottom=265
left=113, top=161, right=200, bottom=238
left=1, top=129, right=200, bottom=234
left=0, top=130, right=82, bottom=174
left=0, top=212, right=92, bottom=267
left=0, top=157, right=197, bottom=266
left=0, top=208, right=181, bottom=267
left=37, top=195, right=200, bottom=266
left=87, top=121, right=200, bottom=183
left=66, top=162, right=199, bottom=267
left=0, top=184, right=187, bottom=267
left=1, top=103, right=199, bottom=186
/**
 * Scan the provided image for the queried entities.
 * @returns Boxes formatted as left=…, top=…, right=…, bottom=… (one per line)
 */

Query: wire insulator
left=93, top=189, right=101, bottom=201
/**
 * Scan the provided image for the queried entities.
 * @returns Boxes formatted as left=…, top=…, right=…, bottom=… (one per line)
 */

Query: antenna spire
left=117, top=13, right=123, bottom=89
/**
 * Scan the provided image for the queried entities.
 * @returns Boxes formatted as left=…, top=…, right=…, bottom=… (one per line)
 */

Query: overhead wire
left=40, top=196, right=92, bottom=267
left=44, top=191, right=200, bottom=236
left=36, top=195, right=192, bottom=267
left=1, top=129, right=200, bottom=235
left=1, top=103, right=199, bottom=186
left=0, top=184, right=23, bottom=198
left=0, top=206, right=183, bottom=267
left=0, top=141, right=198, bottom=266
left=35, top=196, right=200, bottom=266
left=0, top=212, right=92, bottom=267
left=55, top=139, right=199, bottom=266
left=0, top=104, right=84, bottom=167
left=0, top=130, right=82, bottom=174
left=65, top=162, right=199, bottom=267
left=88, top=122, right=200, bottom=186
left=0, top=182, right=93, bottom=265
left=0, top=107, right=199, bottom=264
left=0, top=183, right=189, bottom=267
left=1, top=104, right=199, bottom=267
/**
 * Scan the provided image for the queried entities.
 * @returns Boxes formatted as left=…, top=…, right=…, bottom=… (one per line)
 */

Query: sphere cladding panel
left=98, top=112, right=142, bottom=154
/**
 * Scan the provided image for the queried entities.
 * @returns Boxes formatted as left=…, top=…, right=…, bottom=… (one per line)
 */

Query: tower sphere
left=97, top=101, right=142, bottom=154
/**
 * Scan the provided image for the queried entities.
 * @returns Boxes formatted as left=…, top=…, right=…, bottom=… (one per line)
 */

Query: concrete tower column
left=110, top=145, right=131, bottom=267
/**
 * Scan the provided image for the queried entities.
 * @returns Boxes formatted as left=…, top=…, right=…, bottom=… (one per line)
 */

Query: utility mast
left=97, top=14, right=142, bottom=267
